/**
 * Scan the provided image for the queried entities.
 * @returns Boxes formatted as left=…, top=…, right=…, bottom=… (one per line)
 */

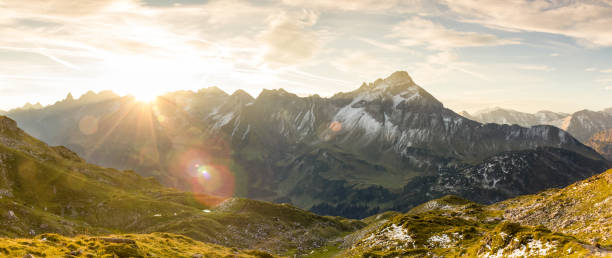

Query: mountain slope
left=315, top=168, right=612, bottom=257
left=7, top=71, right=609, bottom=218
left=587, top=129, right=612, bottom=160
left=339, top=195, right=602, bottom=257
left=0, top=233, right=273, bottom=258
left=0, top=116, right=360, bottom=255
left=564, top=110, right=612, bottom=142
left=492, top=168, right=612, bottom=247
left=464, top=107, right=612, bottom=144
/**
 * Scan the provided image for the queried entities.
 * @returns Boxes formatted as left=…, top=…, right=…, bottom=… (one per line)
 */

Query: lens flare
left=168, top=148, right=236, bottom=199
left=329, top=121, right=342, bottom=132
left=196, top=165, right=211, bottom=179
left=79, top=115, right=99, bottom=135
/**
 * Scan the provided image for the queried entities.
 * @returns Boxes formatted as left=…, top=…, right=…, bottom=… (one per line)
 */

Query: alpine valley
left=1, top=113, right=611, bottom=257
left=6, top=71, right=610, bottom=220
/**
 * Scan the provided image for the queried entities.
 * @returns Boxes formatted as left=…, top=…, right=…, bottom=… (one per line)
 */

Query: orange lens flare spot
left=169, top=148, right=236, bottom=200
left=329, top=121, right=342, bottom=132
left=79, top=115, right=99, bottom=135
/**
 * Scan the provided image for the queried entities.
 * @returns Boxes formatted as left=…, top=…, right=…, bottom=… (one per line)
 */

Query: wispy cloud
left=259, top=10, right=322, bottom=67
left=38, top=49, right=81, bottom=70
left=281, top=0, right=400, bottom=11
left=600, top=68, right=612, bottom=73
left=388, top=16, right=518, bottom=49
left=443, top=0, right=612, bottom=47
left=516, top=64, right=555, bottom=72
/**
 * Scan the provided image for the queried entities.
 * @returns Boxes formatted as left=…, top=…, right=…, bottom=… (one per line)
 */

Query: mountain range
left=6, top=71, right=610, bottom=219
left=462, top=107, right=612, bottom=143
left=1, top=114, right=611, bottom=257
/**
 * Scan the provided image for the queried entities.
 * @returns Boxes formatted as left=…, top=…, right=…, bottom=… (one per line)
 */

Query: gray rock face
left=6, top=72, right=610, bottom=218
left=564, top=110, right=612, bottom=142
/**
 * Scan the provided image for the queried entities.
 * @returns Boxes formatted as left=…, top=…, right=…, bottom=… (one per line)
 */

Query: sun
left=133, top=91, right=159, bottom=102
left=97, top=55, right=209, bottom=103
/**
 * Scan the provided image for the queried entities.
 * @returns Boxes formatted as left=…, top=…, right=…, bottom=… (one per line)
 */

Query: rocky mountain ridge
left=463, top=106, right=612, bottom=145
left=6, top=71, right=610, bottom=218
left=461, top=108, right=568, bottom=128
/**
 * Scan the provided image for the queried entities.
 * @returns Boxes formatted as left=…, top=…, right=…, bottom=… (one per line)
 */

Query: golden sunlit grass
left=0, top=233, right=274, bottom=257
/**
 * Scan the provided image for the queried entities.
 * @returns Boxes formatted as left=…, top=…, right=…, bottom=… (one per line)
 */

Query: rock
left=68, top=249, right=82, bottom=256
left=8, top=210, right=17, bottom=220
left=98, top=238, right=136, bottom=245
left=23, top=254, right=35, bottom=258
left=191, top=254, right=203, bottom=258
left=0, top=116, right=19, bottom=133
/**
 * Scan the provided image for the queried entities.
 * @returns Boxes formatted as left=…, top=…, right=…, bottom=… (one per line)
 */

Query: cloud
left=1, top=0, right=121, bottom=17
left=280, top=0, right=399, bottom=11
left=516, top=64, right=555, bottom=72
left=585, top=67, right=597, bottom=72
left=596, top=77, right=612, bottom=84
left=427, top=51, right=458, bottom=64
left=388, top=16, right=518, bottom=49
left=600, top=68, right=612, bottom=73
left=332, top=51, right=396, bottom=80
left=443, top=0, right=612, bottom=47
left=259, top=11, right=322, bottom=67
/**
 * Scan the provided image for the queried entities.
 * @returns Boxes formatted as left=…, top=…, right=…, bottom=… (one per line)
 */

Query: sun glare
left=96, top=55, right=208, bottom=104
left=134, top=92, right=159, bottom=102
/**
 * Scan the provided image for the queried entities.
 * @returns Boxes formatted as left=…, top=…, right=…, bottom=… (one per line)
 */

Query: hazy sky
left=1, top=0, right=611, bottom=113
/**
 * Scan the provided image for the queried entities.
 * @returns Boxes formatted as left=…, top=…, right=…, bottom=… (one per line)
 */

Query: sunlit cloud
left=443, top=0, right=612, bottom=47
left=0, top=0, right=610, bottom=113
left=516, top=64, right=555, bottom=72
left=388, top=16, right=519, bottom=49
left=600, top=69, right=612, bottom=73
left=260, top=10, right=322, bottom=67
left=281, top=0, right=400, bottom=11
left=332, top=51, right=398, bottom=81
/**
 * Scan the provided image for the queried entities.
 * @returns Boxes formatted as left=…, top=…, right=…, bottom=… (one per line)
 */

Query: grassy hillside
left=338, top=195, right=601, bottom=257
left=0, top=233, right=274, bottom=258
left=332, top=168, right=612, bottom=257
left=0, top=116, right=361, bottom=255
left=492, top=169, right=612, bottom=247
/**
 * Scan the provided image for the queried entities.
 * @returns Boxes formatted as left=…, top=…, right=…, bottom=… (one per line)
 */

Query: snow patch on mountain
left=211, top=112, right=234, bottom=130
